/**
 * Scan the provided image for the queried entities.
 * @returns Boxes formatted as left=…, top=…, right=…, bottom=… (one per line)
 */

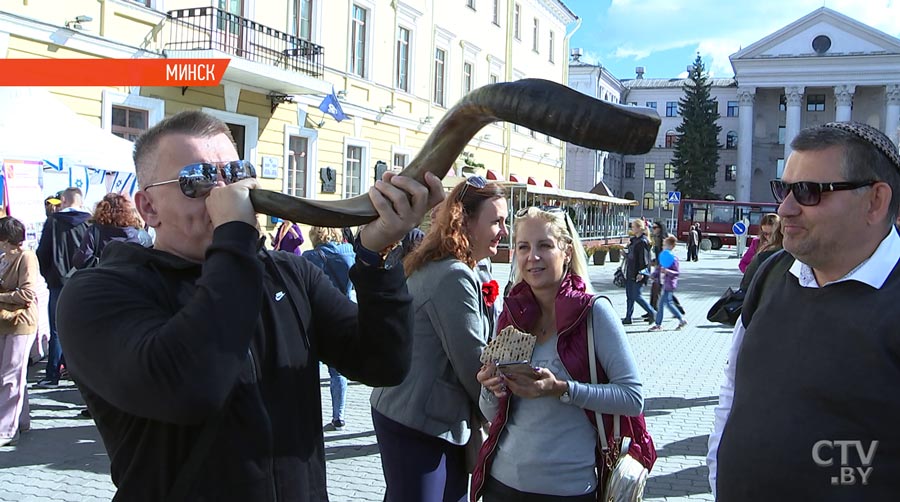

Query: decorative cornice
left=785, top=85, right=805, bottom=106
left=460, top=40, right=482, bottom=59
left=434, top=26, right=455, bottom=47
left=737, top=87, right=756, bottom=106
left=887, top=84, right=900, bottom=105
left=834, top=84, right=856, bottom=106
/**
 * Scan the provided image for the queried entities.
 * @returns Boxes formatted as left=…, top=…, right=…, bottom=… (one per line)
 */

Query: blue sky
left=562, top=0, right=900, bottom=80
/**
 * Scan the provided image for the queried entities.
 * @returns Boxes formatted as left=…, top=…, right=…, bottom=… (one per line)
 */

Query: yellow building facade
left=1, top=0, right=576, bottom=243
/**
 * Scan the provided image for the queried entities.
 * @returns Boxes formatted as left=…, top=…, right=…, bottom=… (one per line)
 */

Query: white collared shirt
left=706, top=229, right=900, bottom=495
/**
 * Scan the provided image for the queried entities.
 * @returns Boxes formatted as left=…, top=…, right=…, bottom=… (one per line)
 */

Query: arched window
left=643, top=192, right=655, bottom=210
left=726, top=131, right=738, bottom=149
left=665, top=130, right=678, bottom=148
left=624, top=191, right=635, bottom=200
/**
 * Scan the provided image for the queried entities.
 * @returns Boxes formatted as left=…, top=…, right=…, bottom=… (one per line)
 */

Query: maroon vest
left=470, top=273, right=657, bottom=500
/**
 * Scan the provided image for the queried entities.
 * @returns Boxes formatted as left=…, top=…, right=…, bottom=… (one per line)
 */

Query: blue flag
left=318, top=88, right=347, bottom=122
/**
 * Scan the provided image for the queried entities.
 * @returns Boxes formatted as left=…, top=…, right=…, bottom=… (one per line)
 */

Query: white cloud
left=583, top=0, right=900, bottom=77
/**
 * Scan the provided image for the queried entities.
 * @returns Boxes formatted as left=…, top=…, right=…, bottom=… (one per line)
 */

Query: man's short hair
left=60, top=187, right=83, bottom=205
left=133, top=110, right=236, bottom=189
left=791, top=122, right=900, bottom=225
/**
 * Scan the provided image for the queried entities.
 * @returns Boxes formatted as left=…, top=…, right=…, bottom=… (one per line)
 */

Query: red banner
left=0, top=59, right=230, bottom=86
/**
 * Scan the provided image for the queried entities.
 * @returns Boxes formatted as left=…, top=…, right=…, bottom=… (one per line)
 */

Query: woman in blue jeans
left=622, top=219, right=656, bottom=324
left=301, top=226, right=355, bottom=429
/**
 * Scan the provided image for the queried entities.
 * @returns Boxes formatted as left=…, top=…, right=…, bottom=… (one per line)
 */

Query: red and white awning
left=544, top=180, right=557, bottom=188
left=527, top=176, right=537, bottom=185
left=509, top=173, right=521, bottom=182
left=486, top=169, right=504, bottom=181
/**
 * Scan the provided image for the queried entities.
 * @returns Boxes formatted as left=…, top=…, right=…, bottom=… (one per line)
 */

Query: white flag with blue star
left=111, top=171, right=136, bottom=196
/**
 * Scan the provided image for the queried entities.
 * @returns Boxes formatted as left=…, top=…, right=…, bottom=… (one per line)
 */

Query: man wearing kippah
left=708, top=121, right=900, bottom=500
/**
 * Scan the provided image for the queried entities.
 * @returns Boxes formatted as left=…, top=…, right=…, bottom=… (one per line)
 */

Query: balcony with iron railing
left=164, top=6, right=328, bottom=94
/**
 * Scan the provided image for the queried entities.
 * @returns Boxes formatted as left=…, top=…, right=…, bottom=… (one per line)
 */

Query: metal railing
left=165, top=7, right=324, bottom=79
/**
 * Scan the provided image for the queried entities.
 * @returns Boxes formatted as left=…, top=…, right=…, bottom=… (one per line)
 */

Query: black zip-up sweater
left=56, top=222, right=414, bottom=501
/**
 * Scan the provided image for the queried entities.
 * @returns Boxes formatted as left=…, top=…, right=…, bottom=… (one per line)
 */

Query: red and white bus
left=675, top=199, right=780, bottom=250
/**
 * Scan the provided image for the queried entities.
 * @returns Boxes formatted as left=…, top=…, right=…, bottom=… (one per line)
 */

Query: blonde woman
left=0, top=217, right=39, bottom=447
left=471, top=207, right=650, bottom=500
left=301, top=226, right=355, bottom=429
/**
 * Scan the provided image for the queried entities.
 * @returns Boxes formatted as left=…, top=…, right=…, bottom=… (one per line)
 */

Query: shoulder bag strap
left=586, top=296, right=621, bottom=453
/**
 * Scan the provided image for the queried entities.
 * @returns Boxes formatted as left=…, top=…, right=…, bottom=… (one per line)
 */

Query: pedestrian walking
left=649, top=236, right=687, bottom=331
left=686, top=223, right=699, bottom=262
left=621, top=219, right=656, bottom=324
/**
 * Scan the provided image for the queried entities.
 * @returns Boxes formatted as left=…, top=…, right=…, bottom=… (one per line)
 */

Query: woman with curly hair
left=72, top=193, right=152, bottom=270
left=370, top=177, right=508, bottom=502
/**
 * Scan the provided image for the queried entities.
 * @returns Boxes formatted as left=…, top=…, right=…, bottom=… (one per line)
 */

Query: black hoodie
left=57, top=222, right=413, bottom=501
left=35, top=209, right=92, bottom=288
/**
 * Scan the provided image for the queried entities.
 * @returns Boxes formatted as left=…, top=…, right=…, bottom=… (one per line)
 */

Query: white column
left=886, top=84, right=900, bottom=147
left=736, top=87, right=755, bottom=203
left=834, top=84, right=855, bottom=122
left=784, top=86, right=805, bottom=161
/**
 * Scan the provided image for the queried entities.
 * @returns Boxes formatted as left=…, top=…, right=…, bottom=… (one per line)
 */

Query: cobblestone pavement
left=0, top=246, right=741, bottom=501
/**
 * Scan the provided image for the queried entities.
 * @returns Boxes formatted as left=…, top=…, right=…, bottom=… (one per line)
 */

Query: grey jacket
left=370, top=257, right=489, bottom=445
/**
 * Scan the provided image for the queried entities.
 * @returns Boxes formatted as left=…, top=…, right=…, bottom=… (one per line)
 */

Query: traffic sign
left=732, top=221, right=747, bottom=235
left=667, top=191, right=681, bottom=204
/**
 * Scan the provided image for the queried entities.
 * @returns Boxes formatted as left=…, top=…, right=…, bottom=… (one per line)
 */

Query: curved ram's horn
left=249, top=78, right=661, bottom=227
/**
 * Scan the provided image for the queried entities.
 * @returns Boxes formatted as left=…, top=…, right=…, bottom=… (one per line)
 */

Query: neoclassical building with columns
left=568, top=7, right=900, bottom=217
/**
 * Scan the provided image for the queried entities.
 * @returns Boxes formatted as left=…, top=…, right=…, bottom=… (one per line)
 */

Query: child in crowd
left=650, top=236, right=688, bottom=331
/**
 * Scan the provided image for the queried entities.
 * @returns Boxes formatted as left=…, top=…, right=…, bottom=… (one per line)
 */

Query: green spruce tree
left=672, top=54, right=721, bottom=199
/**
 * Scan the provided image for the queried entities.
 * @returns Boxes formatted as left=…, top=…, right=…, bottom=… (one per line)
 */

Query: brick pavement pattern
left=0, top=246, right=741, bottom=501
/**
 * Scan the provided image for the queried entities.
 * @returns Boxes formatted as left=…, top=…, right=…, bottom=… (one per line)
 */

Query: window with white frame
left=532, top=18, right=539, bottom=52
left=644, top=163, right=655, bottom=179
left=467, top=0, right=475, bottom=9
left=664, top=163, right=675, bottom=179
left=463, top=62, right=474, bottom=95
left=492, top=0, right=500, bottom=25
left=111, top=106, right=149, bottom=141
left=778, top=126, right=785, bottom=145
left=294, top=0, right=313, bottom=40
left=101, top=90, right=164, bottom=142
left=490, top=74, right=498, bottom=84
left=645, top=101, right=656, bottom=109
left=666, top=101, right=677, bottom=117
left=513, top=3, right=521, bottom=40
left=393, top=153, right=409, bottom=171
left=344, top=145, right=364, bottom=198
left=776, top=159, right=785, bottom=179
left=548, top=31, right=555, bottom=62
left=726, top=100, right=739, bottom=117
left=643, top=192, right=655, bottom=210
left=350, top=4, right=368, bottom=77
left=807, top=94, right=825, bottom=112
left=396, top=26, right=410, bottom=91
left=287, top=135, right=309, bottom=197
left=434, top=48, right=446, bottom=106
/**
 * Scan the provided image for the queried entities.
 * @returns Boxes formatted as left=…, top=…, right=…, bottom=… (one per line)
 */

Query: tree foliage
left=672, top=54, right=721, bottom=199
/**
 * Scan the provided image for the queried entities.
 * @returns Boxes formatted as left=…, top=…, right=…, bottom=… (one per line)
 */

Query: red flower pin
left=482, top=280, right=500, bottom=308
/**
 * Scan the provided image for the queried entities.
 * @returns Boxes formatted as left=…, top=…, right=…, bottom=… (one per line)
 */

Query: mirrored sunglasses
left=457, top=175, right=488, bottom=202
left=769, top=179, right=876, bottom=206
left=144, top=160, right=257, bottom=198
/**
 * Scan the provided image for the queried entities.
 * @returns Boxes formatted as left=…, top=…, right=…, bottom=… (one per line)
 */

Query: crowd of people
left=1, top=111, right=898, bottom=501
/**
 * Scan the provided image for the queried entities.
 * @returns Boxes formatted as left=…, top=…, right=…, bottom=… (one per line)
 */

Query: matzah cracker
left=481, top=326, right=536, bottom=364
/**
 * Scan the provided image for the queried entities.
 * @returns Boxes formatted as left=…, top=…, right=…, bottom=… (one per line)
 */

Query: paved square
left=0, top=246, right=742, bottom=501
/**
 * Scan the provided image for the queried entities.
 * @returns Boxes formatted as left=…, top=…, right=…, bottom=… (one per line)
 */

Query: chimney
left=635, top=66, right=644, bottom=79
left=571, top=47, right=583, bottom=62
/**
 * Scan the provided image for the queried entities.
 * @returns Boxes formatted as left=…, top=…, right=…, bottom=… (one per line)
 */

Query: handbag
left=613, top=265, right=626, bottom=288
left=587, top=300, right=649, bottom=502
left=706, top=287, right=745, bottom=325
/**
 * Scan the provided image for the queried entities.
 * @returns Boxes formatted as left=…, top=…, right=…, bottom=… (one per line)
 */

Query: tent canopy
left=0, top=88, right=135, bottom=173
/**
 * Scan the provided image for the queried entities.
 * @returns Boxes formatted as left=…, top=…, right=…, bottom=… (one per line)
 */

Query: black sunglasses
left=457, top=176, right=487, bottom=202
left=770, top=179, right=876, bottom=206
left=144, top=160, right=257, bottom=198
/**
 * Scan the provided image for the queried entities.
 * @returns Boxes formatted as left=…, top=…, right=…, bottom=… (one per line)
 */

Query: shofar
left=249, top=78, right=661, bottom=227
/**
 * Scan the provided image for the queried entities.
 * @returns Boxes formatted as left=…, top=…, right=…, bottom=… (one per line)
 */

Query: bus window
left=681, top=202, right=693, bottom=221
left=710, top=204, right=734, bottom=224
